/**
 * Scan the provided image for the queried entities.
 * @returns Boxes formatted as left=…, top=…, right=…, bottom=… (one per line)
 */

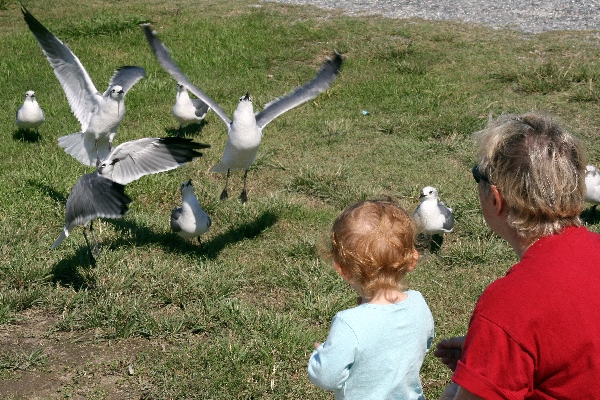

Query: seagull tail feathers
left=52, top=229, right=68, bottom=249
left=58, top=132, right=97, bottom=166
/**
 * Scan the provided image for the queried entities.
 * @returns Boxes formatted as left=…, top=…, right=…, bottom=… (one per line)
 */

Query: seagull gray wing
left=65, top=173, right=131, bottom=229
left=140, top=24, right=231, bottom=127
left=99, top=137, right=210, bottom=185
left=170, top=208, right=183, bottom=232
left=21, top=6, right=99, bottom=131
left=255, top=52, right=343, bottom=130
left=104, top=66, right=146, bottom=96
left=440, top=205, right=455, bottom=232
left=192, top=98, right=210, bottom=118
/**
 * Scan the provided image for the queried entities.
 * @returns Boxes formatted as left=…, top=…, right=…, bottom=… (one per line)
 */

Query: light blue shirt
left=308, top=290, right=434, bottom=400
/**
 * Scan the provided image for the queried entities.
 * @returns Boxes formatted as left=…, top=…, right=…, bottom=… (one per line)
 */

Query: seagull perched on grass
left=22, top=6, right=145, bottom=167
left=171, top=179, right=211, bottom=242
left=413, top=186, right=454, bottom=250
left=140, top=23, right=343, bottom=203
left=52, top=137, right=210, bottom=263
left=15, top=90, right=45, bottom=132
left=585, top=165, right=600, bottom=211
left=172, top=83, right=210, bottom=132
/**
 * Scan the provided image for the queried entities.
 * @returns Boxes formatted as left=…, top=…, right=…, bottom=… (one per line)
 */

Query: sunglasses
left=472, top=165, right=493, bottom=185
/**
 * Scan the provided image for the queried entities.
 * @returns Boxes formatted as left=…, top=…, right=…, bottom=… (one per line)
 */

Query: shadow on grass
left=13, top=128, right=42, bottom=143
left=164, top=120, right=208, bottom=137
left=581, top=206, right=600, bottom=225
left=27, top=179, right=68, bottom=204
left=107, top=209, right=278, bottom=259
left=51, top=247, right=97, bottom=290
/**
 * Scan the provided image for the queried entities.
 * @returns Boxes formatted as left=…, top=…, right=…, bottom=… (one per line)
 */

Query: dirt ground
left=0, top=309, right=156, bottom=399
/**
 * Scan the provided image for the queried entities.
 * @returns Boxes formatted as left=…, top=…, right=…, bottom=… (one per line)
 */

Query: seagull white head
left=109, top=85, right=125, bottom=100
left=181, top=179, right=194, bottom=193
left=97, top=157, right=121, bottom=177
left=25, top=90, right=36, bottom=102
left=419, top=186, right=439, bottom=201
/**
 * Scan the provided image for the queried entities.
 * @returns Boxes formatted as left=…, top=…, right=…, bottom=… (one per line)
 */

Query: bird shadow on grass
left=581, top=206, right=600, bottom=225
left=13, top=128, right=42, bottom=143
left=107, top=209, right=278, bottom=260
left=27, top=179, right=68, bottom=204
left=51, top=247, right=97, bottom=290
left=164, top=120, right=208, bottom=138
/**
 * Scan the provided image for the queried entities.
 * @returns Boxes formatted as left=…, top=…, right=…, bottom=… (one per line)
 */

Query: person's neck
left=365, top=289, right=408, bottom=305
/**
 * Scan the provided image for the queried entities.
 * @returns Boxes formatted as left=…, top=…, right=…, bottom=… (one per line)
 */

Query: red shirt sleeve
left=452, top=313, right=534, bottom=400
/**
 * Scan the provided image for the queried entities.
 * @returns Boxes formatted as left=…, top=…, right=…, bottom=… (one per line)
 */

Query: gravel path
left=267, top=0, right=600, bottom=33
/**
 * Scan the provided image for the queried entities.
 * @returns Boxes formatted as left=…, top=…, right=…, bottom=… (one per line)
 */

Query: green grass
left=2, top=0, right=600, bottom=398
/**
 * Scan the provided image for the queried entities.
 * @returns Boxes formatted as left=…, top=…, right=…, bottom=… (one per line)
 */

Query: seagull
left=52, top=137, right=210, bottom=263
left=22, top=6, right=146, bottom=167
left=171, top=180, right=211, bottom=242
left=52, top=172, right=132, bottom=264
left=585, top=165, right=600, bottom=210
left=172, top=83, right=210, bottom=132
left=413, top=186, right=454, bottom=250
left=15, top=90, right=45, bottom=132
left=140, top=24, right=343, bottom=203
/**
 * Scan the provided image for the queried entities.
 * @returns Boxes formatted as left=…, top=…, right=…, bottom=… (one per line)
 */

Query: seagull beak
left=243, top=92, right=250, bottom=101
left=187, top=179, right=192, bottom=186
left=419, top=193, right=426, bottom=199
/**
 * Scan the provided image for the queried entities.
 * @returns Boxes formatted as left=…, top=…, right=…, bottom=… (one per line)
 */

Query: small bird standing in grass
left=413, top=186, right=454, bottom=250
left=172, top=83, right=210, bottom=133
left=171, top=180, right=211, bottom=243
left=15, top=90, right=45, bottom=132
left=585, top=165, right=600, bottom=211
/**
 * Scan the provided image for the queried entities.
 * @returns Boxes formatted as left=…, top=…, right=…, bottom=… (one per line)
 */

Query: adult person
left=435, top=112, right=600, bottom=399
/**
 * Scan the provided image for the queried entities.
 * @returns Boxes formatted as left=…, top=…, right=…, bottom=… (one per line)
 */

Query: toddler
left=308, top=198, right=434, bottom=399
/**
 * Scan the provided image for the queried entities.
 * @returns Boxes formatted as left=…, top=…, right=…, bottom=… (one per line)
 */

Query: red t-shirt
left=453, top=226, right=600, bottom=399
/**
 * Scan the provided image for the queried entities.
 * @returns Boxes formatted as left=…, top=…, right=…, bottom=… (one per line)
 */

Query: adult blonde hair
left=475, top=112, right=586, bottom=240
left=323, top=198, right=417, bottom=299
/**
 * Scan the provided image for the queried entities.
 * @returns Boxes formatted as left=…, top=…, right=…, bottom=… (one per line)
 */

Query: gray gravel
left=266, top=0, right=600, bottom=33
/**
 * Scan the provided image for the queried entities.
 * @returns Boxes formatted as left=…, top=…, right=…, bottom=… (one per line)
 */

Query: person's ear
left=490, top=185, right=505, bottom=215
left=334, top=261, right=351, bottom=279
left=406, top=249, right=419, bottom=272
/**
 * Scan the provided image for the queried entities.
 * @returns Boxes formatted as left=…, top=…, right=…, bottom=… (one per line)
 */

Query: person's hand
left=434, top=336, right=465, bottom=372
left=314, top=342, right=321, bottom=350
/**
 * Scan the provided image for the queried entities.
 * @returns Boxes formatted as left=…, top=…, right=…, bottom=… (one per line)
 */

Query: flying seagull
left=53, top=137, right=210, bottom=263
left=172, top=83, right=210, bottom=132
left=15, top=90, right=45, bottom=132
left=585, top=165, right=600, bottom=211
left=22, top=6, right=146, bottom=166
left=171, top=179, right=211, bottom=242
left=140, top=23, right=343, bottom=203
left=413, top=186, right=454, bottom=250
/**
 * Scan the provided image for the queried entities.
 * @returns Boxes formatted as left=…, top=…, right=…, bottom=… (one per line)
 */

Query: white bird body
left=16, top=90, right=45, bottom=130
left=22, top=7, right=145, bottom=166
left=413, top=186, right=454, bottom=235
left=172, top=84, right=209, bottom=128
left=211, top=97, right=261, bottom=173
left=141, top=24, right=342, bottom=202
left=171, top=180, right=211, bottom=241
left=585, top=165, right=600, bottom=206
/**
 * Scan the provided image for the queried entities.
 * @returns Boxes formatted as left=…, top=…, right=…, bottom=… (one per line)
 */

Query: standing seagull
left=585, top=165, right=600, bottom=211
left=171, top=180, right=211, bottom=242
left=53, top=137, right=210, bottom=263
left=413, top=186, right=454, bottom=250
left=172, top=83, right=210, bottom=132
left=22, top=6, right=145, bottom=166
left=140, top=24, right=343, bottom=203
left=15, top=90, right=45, bottom=132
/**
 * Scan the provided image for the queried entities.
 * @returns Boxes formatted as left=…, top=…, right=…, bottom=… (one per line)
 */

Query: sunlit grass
left=2, top=0, right=600, bottom=397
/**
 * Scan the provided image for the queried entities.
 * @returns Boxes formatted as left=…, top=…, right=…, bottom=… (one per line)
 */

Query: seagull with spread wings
left=22, top=6, right=146, bottom=166
left=140, top=23, right=343, bottom=203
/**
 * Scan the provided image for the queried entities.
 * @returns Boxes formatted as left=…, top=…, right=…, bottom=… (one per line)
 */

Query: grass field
left=2, top=0, right=600, bottom=398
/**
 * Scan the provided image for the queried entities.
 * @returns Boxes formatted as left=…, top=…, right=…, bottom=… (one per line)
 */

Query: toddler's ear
left=406, top=249, right=419, bottom=272
left=334, top=261, right=351, bottom=279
